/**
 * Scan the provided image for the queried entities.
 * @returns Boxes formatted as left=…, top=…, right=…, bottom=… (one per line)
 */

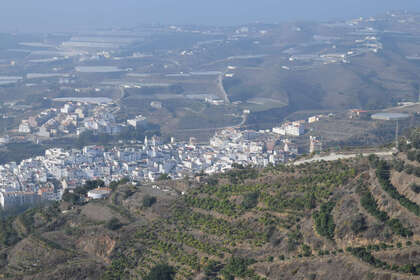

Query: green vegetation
left=301, top=244, right=312, bottom=257
left=221, top=257, right=256, bottom=280
left=350, top=214, right=367, bottom=234
left=157, top=173, right=171, bottom=181
left=0, top=142, right=46, bottom=165
left=62, top=179, right=106, bottom=205
left=313, top=201, right=336, bottom=240
left=347, top=247, right=388, bottom=269
left=0, top=217, right=20, bottom=246
left=242, top=192, right=259, bottom=209
left=106, top=217, right=122, bottom=231
left=347, top=246, right=420, bottom=275
left=357, top=180, right=412, bottom=237
left=223, top=166, right=259, bottom=184
left=411, top=184, right=420, bottom=194
left=377, top=161, right=420, bottom=217
left=184, top=195, right=242, bottom=216
left=144, top=264, right=176, bottom=280
left=4, top=147, right=420, bottom=279
left=143, top=195, right=157, bottom=208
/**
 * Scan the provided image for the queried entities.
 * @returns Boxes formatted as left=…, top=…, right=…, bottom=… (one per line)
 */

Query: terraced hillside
left=6, top=133, right=420, bottom=279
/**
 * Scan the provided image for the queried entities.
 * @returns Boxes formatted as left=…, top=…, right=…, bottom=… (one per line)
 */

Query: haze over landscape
left=1, top=0, right=420, bottom=31
left=4, top=1, right=420, bottom=280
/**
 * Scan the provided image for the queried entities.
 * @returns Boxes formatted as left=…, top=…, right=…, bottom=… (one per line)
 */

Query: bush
left=143, top=195, right=157, bottom=208
left=351, top=215, right=367, bottom=234
left=313, top=202, right=336, bottom=240
left=357, top=181, right=412, bottom=237
left=411, top=184, right=420, bottom=194
left=377, top=161, right=420, bottom=218
left=301, top=244, right=312, bottom=257
left=144, top=264, right=175, bottom=280
left=391, top=159, right=405, bottom=172
left=304, top=192, right=316, bottom=210
left=204, top=260, right=221, bottom=277
left=106, top=218, right=122, bottom=231
left=221, top=257, right=255, bottom=278
left=157, top=174, right=171, bottom=181
left=62, top=190, right=82, bottom=205
left=407, top=150, right=416, bottom=161
left=405, top=165, right=414, bottom=175
left=0, top=217, right=20, bottom=246
left=241, top=192, right=259, bottom=209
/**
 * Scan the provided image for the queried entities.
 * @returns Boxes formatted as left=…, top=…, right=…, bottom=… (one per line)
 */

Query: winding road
left=293, top=150, right=394, bottom=166
left=218, top=73, right=230, bottom=104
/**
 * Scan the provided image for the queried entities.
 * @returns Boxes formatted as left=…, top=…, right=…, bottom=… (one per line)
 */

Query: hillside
left=5, top=132, right=420, bottom=279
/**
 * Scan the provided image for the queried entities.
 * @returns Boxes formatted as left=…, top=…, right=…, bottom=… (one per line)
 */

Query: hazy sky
left=2, top=0, right=420, bottom=32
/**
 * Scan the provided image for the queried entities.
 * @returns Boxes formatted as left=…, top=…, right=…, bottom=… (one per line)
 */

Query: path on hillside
left=293, top=150, right=394, bottom=165
left=218, top=73, right=230, bottom=104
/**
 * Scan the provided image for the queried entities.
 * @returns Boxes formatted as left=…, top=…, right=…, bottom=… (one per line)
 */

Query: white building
left=61, top=103, right=76, bottom=114
left=19, top=121, right=31, bottom=134
left=285, top=123, right=305, bottom=136
left=87, top=187, right=111, bottom=200
left=0, top=191, right=39, bottom=209
left=127, top=115, right=148, bottom=129
left=273, top=122, right=305, bottom=137
left=308, top=115, right=322, bottom=123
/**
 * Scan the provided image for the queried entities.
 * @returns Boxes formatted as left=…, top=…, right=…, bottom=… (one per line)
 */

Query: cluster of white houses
left=18, top=101, right=147, bottom=138
left=0, top=127, right=304, bottom=210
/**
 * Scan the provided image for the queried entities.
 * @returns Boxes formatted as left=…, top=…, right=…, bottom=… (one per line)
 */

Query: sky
left=1, top=0, right=420, bottom=32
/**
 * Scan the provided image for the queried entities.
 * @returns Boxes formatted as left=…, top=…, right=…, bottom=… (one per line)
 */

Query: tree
left=351, top=215, right=367, bottom=234
left=62, top=190, right=81, bottom=205
left=106, top=217, right=122, bottom=231
left=157, top=174, right=171, bottom=181
left=411, top=184, right=420, bottom=194
left=144, top=264, right=175, bottom=280
left=241, top=192, right=259, bottom=209
left=304, top=192, right=316, bottom=209
left=221, top=257, right=254, bottom=278
left=143, top=195, right=157, bottom=208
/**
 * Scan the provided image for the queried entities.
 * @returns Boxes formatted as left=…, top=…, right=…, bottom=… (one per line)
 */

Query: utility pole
left=396, top=120, right=399, bottom=149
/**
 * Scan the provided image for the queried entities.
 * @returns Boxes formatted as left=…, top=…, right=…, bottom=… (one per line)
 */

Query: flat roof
left=371, top=112, right=410, bottom=121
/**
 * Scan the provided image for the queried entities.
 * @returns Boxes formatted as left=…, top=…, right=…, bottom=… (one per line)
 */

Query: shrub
left=143, top=195, right=157, bottom=208
left=221, top=257, right=255, bottom=278
left=407, top=150, right=416, bottom=161
left=241, top=192, right=259, bottom=209
left=106, top=218, right=122, bottom=231
left=351, top=215, right=367, bottom=234
left=62, top=190, right=81, bottom=205
left=377, top=161, right=420, bottom=219
left=157, top=174, right=171, bottom=181
left=313, top=202, right=336, bottom=239
left=301, top=244, right=312, bottom=257
left=144, top=264, right=175, bottom=280
left=411, top=184, right=420, bottom=194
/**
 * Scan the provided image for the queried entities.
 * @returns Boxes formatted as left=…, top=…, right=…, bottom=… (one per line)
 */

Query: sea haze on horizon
left=1, top=0, right=420, bottom=32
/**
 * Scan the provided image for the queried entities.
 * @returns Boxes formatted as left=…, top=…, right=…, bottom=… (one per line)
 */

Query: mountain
left=2, top=130, right=420, bottom=279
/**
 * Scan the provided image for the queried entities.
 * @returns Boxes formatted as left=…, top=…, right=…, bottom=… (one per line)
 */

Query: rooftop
left=371, top=113, right=410, bottom=121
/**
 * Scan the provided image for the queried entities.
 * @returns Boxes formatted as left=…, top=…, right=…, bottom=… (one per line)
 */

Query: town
left=0, top=119, right=318, bottom=209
